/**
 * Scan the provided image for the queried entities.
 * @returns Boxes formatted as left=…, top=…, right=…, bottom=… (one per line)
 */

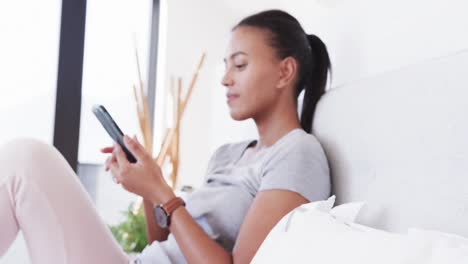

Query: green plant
left=109, top=202, right=148, bottom=253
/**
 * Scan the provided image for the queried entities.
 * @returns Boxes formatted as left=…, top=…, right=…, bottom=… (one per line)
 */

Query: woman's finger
left=100, top=146, right=114, bottom=153
left=104, top=153, right=117, bottom=171
left=110, top=152, right=116, bottom=162
left=109, top=163, right=120, bottom=184
left=123, top=135, right=147, bottom=162
left=105, top=156, right=110, bottom=171
left=105, top=152, right=117, bottom=171
left=113, top=142, right=129, bottom=168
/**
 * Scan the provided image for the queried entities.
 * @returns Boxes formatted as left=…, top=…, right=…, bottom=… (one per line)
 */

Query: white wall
left=222, top=0, right=468, bottom=87
left=159, top=0, right=468, bottom=188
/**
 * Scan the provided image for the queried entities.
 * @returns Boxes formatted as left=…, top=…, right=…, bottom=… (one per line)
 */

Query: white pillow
left=280, top=195, right=336, bottom=232
left=277, top=195, right=366, bottom=233
left=302, top=195, right=336, bottom=213
left=408, top=228, right=468, bottom=264
left=330, top=201, right=365, bottom=223
left=252, top=200, right=435, bottom=264
left=408, top=228, right=468, bottom=248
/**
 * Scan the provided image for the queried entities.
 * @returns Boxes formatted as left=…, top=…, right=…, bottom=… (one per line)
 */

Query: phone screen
left=92, top=104, right=137, bottom=163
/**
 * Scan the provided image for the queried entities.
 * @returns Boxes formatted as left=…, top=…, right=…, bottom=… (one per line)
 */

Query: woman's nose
left=221, top=72, right=234, bottom=87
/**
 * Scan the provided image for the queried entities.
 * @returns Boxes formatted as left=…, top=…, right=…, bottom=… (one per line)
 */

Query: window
left=0, top=1, right=61, bottom=146
left=79, top=0, right=153, bottom=164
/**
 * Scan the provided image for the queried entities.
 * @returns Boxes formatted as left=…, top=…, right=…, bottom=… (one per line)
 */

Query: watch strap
left=161, top=197, right=185, bottom=216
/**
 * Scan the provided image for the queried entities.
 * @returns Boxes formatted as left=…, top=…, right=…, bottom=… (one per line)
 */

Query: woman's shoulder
left=270, top=129, right=324, bottom=156
left=262, top=129, right=328, bottom=170
left=258, top=129, right=331, bottom=202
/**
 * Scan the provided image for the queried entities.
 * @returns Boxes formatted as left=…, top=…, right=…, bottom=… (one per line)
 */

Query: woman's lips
left=226, top=94, right=240, bottom=104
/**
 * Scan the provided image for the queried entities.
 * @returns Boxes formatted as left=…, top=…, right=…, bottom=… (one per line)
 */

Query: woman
left=0, top=9, right=331, bottom=264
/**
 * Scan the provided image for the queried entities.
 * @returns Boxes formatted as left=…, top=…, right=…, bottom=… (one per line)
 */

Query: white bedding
left=253, top=199, right=468, bottom=264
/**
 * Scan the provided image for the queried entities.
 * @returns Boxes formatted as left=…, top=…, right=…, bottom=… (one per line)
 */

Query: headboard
left=312, top=51, right=468, bottom=237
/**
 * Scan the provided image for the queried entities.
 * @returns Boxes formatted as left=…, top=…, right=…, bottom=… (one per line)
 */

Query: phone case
left=92, top=104, right=137, bottom=163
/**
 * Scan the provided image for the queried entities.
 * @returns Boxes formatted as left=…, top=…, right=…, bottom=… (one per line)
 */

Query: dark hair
left=234, top=10, right=331, bottom=133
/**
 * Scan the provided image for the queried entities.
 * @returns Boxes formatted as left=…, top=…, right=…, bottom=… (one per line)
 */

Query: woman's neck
left=253, top=102, right=301, bottom=150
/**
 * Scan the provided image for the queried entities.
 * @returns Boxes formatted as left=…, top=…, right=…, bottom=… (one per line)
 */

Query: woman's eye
left=235, top=64, right=246, bottom=69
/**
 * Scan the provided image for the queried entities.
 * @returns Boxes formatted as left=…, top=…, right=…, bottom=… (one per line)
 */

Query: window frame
left=53, top=0, right=160, bottom=172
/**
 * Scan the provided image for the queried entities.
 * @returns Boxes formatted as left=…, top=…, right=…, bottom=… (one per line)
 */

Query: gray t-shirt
left=185, top=128, right=331, bottom=252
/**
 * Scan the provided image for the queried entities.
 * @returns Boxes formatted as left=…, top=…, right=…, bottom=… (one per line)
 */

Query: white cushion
left=408, top=229, right=468, bottom=264
left=253, top=199, right=371, bottom=263
left=252, top=200, right=468, bottom=264
left=330, top=201, right=365, bottom=223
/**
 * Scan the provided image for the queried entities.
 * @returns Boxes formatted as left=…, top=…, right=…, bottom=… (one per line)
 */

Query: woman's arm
left=148, top=192, right=232, bottom=264
left=148, top=189, right=307, bottom=264
left=231, top=190, right=307, bottom=263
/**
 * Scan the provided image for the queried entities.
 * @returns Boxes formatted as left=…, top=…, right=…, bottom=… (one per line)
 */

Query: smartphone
left=92, top=104, right=137, bottom=163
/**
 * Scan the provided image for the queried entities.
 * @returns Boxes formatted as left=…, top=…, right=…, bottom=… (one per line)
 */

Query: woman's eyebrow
left=223, top=51, right=248, bottom=63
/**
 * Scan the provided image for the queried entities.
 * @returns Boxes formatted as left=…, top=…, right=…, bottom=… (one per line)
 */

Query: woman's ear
left=276, top=57, right=298, bottom=90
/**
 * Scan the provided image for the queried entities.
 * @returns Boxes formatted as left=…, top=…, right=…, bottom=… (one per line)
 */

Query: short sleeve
left=258, top=137, right=331, bottom=202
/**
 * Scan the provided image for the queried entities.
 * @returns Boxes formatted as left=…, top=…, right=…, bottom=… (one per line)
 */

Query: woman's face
left=222, top=26, right=283, bottom=121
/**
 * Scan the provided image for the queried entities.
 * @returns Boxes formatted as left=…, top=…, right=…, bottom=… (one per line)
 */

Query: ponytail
left=300, top=34, right=331, bottom=133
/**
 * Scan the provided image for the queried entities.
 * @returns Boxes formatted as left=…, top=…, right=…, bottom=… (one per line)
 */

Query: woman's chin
left=229, top=109, right=249, bottom=121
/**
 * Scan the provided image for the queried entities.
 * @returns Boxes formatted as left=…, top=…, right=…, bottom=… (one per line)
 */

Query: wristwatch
left=153, top=197, right=185, bottom=228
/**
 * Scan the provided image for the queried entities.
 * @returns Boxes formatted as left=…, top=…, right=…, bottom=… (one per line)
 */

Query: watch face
left=154, top=206, right=168, bottom=228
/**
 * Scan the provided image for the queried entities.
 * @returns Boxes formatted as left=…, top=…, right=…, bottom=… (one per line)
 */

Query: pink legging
left=0, top=138, right=129, bottom=264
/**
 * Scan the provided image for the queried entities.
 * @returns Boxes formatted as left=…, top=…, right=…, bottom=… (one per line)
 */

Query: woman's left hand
left=106, top=135, right=175, bottom=205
